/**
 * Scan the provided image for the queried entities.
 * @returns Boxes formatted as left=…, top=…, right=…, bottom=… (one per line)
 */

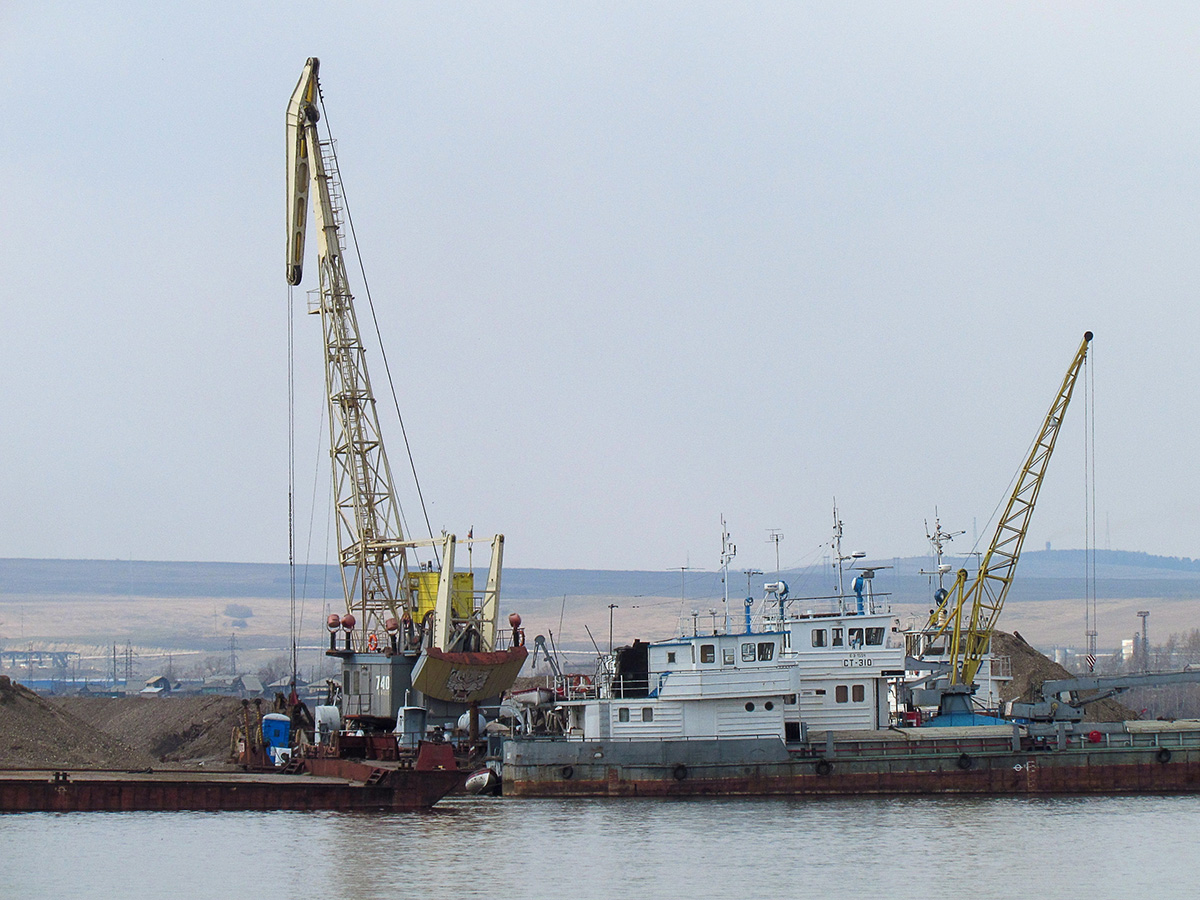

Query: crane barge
left=286, top=58, right=527, bottom=757
left=904, top=333, right=1092, bottom=724
left=501, top=332, right=1200, bottom=797
left=0, top=58, right=524, bottom=810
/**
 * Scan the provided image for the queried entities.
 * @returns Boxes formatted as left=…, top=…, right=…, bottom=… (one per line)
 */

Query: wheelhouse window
left=741, top=643, right=756, bottom=662
left=812, top=629, right=827, bottom=648
left=866, top=627, right=885, bottom=646
left=848, top=628, right=864, bottom=648
left=832, top=628, right=844, bottom=647
left=723, top=648, right=735, bottom=665
left=757, top=642, right=775, bottom=661
left=700, top=644, right=716, bottom=664
left=835, top=685, right=848, bottom=703
left=852, top=684, right=865, bottom=702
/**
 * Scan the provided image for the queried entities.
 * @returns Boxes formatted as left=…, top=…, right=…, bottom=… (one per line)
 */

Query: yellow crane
left=285, top=59, right=518, bottom=723
left=926, top=331, right=1092, bottom=720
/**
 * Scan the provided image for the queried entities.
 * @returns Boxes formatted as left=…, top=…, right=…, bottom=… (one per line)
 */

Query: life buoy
left=367, top=633, right=379, bottom=652
left=571, top=674, right=593, bottom=693
left=1157, top=747, right=1172, bottom=764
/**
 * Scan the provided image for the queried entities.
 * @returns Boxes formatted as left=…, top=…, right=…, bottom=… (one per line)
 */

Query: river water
left=1, top=795, right=1195, bottom=898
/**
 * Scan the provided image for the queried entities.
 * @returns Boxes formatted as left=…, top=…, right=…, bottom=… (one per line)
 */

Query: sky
left=3, top=3, right=1200, bottom=573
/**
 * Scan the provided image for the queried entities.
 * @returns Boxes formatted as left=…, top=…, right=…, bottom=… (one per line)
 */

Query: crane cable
left=316, top=85, right=440, bottom=567
left=1084, top=343, right=1097, bottom=668
left=287, top=284, right=298, bottom=687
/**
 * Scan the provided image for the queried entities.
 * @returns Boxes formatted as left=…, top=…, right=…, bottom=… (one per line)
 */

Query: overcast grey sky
left=2, top=4, right=1199, bottom=572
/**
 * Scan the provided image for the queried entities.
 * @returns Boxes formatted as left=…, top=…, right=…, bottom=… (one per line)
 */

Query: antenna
left=831, top=502, right=866, bottom=609
left=767, top=529, right=784, bottom=576
left=743, top=569, right=762, bottom=597
left=673, top=564, right=693, bottom=607
left=920, top=511, right=965, bottom=590
left=720, top=516, right=736, bottom=632
left=832, top=502, right=844, bottom=596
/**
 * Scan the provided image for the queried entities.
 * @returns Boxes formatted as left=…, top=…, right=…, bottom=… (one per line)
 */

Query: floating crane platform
left=0, top=743, right=462, bottom=813
left=504, top=722, right=1200, bottom=797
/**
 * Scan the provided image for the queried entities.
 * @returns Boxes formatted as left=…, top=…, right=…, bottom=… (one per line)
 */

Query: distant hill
left=3, top=551, right=1200, bottom=656
left=4, top=550, right=1200, bottom=602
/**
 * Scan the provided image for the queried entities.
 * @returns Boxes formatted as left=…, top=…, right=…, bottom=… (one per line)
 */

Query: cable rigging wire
left=316, top=85, right=440, bottom=567
left=1083, top=341, right=1098, bottom=668
left=287, top=284, right=298, bottom=688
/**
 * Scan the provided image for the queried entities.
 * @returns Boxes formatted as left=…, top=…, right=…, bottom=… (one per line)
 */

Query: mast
left=720, top=516, right=736, bottom=633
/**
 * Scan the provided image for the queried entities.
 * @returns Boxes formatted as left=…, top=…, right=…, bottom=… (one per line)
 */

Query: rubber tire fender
left=672, top=764, right=688, bottom=781
left=815, top=759, right=832, bottom=776
left=561, top=765, right=574, bottom=779
left=1157, top=748, right=1172, bottom=764
left=957, top=753, right=974, bottom=771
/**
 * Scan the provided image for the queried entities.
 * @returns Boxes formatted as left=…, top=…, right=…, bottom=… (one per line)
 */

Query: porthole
left=745, top=702, right=755, bottom=712
left=764, top=701, right=774, bottom=711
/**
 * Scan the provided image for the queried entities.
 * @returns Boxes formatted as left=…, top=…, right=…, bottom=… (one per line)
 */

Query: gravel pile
left=0, top=675, right=154, bottom=770
left=54, top=695, right=248, bottom=767
left=995, top=630, right=1135, bottom=722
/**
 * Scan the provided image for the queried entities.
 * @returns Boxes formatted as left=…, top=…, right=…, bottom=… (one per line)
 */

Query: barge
left=504, top=722, right=1200, bottom=797
left=500, top=544, right=1200, bottom=798
left=0, top=742, right=462, bottom=812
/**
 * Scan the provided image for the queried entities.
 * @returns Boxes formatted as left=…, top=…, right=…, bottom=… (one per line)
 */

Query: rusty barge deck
left=0, top=752, right=464, bottom=813
left=503, top=722, right=1200, bottom=797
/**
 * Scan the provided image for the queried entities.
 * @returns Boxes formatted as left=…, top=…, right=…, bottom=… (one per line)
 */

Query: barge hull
left=504, top=734, right=1200, bottom=797
left=0, top=768, right=463, bottom=813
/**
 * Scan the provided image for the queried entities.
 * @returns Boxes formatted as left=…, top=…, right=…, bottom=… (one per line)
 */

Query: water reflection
left=1, top=795, right=1194, bottom=899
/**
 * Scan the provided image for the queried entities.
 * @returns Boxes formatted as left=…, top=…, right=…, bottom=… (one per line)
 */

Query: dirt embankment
left=995, top=630, right=1136, bottom=722
left=53, top=695, right=248, bottom=768
left=0, top=675, right=257, bottom=771
left=0, top=676, right=154, bottom=770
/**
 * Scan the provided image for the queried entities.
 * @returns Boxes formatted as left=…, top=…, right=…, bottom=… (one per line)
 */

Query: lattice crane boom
left=932, top=331, right=1092, bottom=688
left=284, top=59, right=505, bottom=654
left=286, top=57, right=412, bottom=646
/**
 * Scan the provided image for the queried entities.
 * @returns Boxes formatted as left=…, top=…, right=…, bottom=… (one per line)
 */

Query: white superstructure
left=541, top=578, right=905, bottom=743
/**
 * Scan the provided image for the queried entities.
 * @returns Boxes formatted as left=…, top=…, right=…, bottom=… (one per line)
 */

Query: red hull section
left=510, top=759, right=1200, bottom=797
left=0, top=766, right=462, bottom=813
left=505, top=733, right=1200, bottom=798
